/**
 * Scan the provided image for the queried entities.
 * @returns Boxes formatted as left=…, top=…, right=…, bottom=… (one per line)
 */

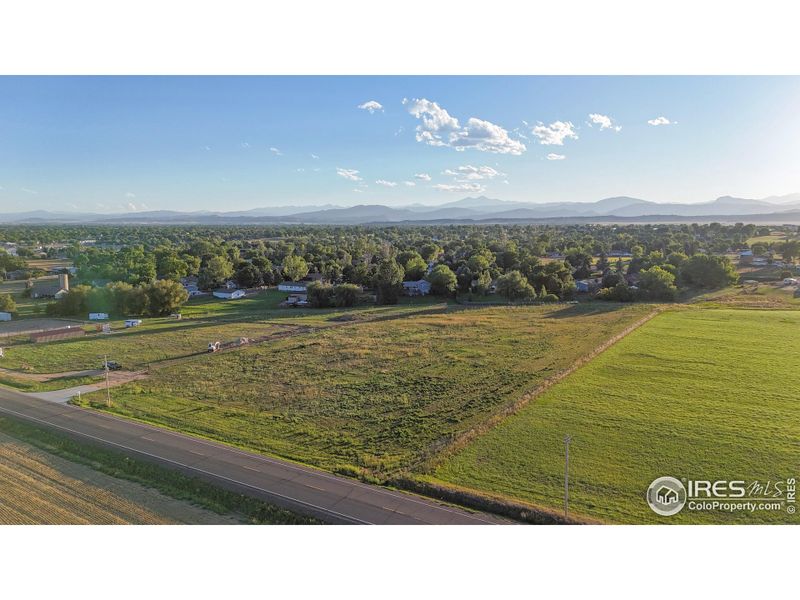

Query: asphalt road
left=0, top=387, right=502, bottom=524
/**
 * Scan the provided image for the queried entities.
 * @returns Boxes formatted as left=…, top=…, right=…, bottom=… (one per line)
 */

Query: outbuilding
left=0, top=312, right=12, bottom=322
left=278, top=281, right=308, bottom=293
left=213, top=289, right=246, bottom=300
left=89, top=312, right=109, bottom=320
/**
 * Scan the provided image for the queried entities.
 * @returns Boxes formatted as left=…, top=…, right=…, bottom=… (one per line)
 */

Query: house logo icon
left=647, top=477, right=687, bottom=516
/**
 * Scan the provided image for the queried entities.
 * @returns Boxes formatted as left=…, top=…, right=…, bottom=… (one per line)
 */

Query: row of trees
left=46, top=280, right=189, bottom=317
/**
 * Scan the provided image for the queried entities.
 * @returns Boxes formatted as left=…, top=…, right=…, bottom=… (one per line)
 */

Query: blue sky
left=1, top=76, right=799, bottom=212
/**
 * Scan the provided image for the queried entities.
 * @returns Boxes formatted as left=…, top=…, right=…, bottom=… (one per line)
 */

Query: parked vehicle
left=208, top=341, right=221, bottom=352
left=103, top=360, right=121, bottom=370
left=124, top=319, right=143, bottom=328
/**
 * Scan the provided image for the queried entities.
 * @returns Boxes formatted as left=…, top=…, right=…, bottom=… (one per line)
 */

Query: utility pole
left=564, top=434, right=572, bottom=521
left=104, top=353, right=111, bottom=407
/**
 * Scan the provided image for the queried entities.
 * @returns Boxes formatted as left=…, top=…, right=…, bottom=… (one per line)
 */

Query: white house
left=402, top=280, right=432, bottom=296
left=278, top=281, right=308, bottom=293
left=0, top=311, right=12, bottom=321
left=89, top=312, right=109, bottom=320
left=213, top=289, right=246, bottom=300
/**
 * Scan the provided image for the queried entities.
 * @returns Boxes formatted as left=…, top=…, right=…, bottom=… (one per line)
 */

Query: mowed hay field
left=0, top=431, right=237, bottom=524
left=78, top=303, right=651, bottom=478
left=433, top=309, right=800, bottom=524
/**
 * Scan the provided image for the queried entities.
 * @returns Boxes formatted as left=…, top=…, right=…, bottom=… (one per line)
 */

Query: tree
left=235, top=263, right=263, bottom=288
left=199, top=255, right=234, bottom=290
left=306, top=281, right=335, bottom=308
left=426, top=264, right=457, bottom=296
left=419, top=243, right=442, bottom=262
left=404, top=256, right=428, bottom=281
left=473, top=270, right=493, bottom=295
left=46, top=285, right=91, bottom=316
left=639, top=266, right=678, bottom=301
left=282, top=255, right=309, bottom=282
left=601, top=270, right=625, bottom=289
left=597, top=282, right=637, bottom=302
left=495, top=270, right=535, bottom=301
left=678, top=255, right=738, bottom=289
left=0, top=293, right=16, bottom=313
left=374, top=257, right=404, bottom=305
left=144, top=279, right=189, bottom=316
left=333, top=283, right=360, bottom=307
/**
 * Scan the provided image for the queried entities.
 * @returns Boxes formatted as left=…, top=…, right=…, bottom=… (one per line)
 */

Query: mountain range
left=2, top=194, right=800, bottom=225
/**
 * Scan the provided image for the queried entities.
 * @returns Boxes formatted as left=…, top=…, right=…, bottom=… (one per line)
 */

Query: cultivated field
left=0, top=430, right=239, bottom=524
left=75, top=303, right=651, bottom=477
left=432, top=308, right=800, bottom=524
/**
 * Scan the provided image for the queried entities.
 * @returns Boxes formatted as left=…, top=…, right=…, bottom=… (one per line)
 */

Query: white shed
left=213, top=289, right=246, bottom=300
left=0, top=312, right=12, bottom=321
left=89, top=312, right=109, bottom=320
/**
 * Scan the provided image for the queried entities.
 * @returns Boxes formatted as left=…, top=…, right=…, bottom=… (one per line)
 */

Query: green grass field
left=0, top=319, right=292, bottom=372
left=74, top=303, right=650, bottom=478
left=432, top=308, right=800, bottom=524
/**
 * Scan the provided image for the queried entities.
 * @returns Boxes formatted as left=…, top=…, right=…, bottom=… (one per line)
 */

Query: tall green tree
left=282, top=255, right=310, bottom=281
left=374, top=257, right=404, bottom=305
left=426, top=264, right=457, bottom=296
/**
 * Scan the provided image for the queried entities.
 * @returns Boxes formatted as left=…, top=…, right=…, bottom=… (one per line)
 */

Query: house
left=303, top=272, right=325, bottom=283
left=738, top=250, right=754, bottom=265
left=278, top=281, right=308, bottom=293
left=30, top=273, right=70, bottom=299
left=30, top=327, right=85, bottom=343
left=402, top=280, right=432, bottom=296
left=0, top=312, right=12, bottom=322
left=5, top=269, right=27, bottom=280
left=223, top=280, right=238, bottom=289
left=213, top=289, right=246, bottom=300
left=575, top=278, right=603, bottom=293
left=89, top=312, right=109, bottom=321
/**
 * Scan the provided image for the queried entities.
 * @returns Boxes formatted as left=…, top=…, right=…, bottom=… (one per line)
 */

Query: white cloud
left=404, top=97, right=525, bottom=155
left=310, top=153, right=319, bottom=159
left=546, top=153, right=566, bottom=160
left=531, top=121, right=578, bottom=145
left=126, top=202, right=138, bottom=211
left=357, top=100, right=384, bottom=113
left=337, top=168, right=363, bottom=181
left=270, top=147, right=282, bottom=156
left=375, top=179, right=398, bottom=187
left=433, top=182, right=486, bottom=193
left=588, top=113, right=621, bottom=132
left=202, top=145, right=212, bottom=151
left=21, top=188, right=38, bottom=195
left=403, top=181, right=416, bottom=187
left=240, top=142, right=251, bottom=149
left=414, top=173, right=432, bottom=181
left=353, top=188, right=364, bottom=193
left=443, top=165, right=503, bottom=180
left=125, top=192, right=136, bottom=198
left=647, top=116, right=672, bottom=126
